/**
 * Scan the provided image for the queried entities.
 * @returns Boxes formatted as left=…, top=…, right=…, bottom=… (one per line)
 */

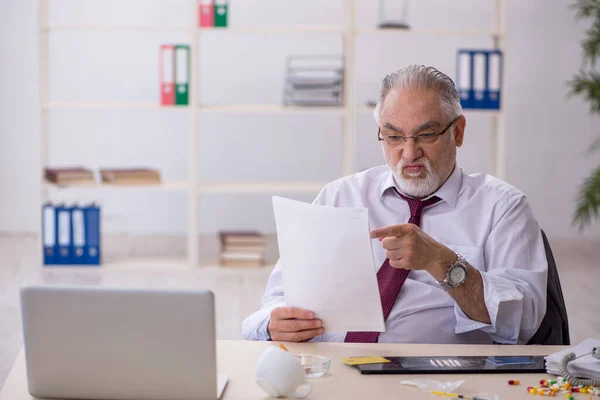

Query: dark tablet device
left=356, top=355, right=547, bottom=375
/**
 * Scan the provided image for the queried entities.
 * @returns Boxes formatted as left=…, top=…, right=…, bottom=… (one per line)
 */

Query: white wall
left=505, top=1, right=600, bottom=238
left=1, top=0, right=598, bottom=237
left=0, top=0, right=39, bottom=232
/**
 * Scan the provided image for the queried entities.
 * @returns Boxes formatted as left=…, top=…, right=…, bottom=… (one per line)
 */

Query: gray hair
left=373, top=65, right=462, bottom=124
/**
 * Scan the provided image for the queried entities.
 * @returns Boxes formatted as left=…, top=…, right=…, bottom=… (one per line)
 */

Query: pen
left=430, top=390, right=488, bottom=400
left=431, top=390, right=468, bottom=398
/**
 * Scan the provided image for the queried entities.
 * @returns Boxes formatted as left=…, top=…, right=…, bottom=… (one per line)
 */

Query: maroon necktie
left=344, top=192, right=441, bottom=343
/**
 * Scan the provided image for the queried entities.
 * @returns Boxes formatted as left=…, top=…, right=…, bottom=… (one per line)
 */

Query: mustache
left=398, top=158, right=432, bottom=172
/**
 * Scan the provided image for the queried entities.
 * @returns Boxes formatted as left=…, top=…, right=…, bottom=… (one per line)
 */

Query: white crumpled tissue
left=400, top=378, right=465, bottom=392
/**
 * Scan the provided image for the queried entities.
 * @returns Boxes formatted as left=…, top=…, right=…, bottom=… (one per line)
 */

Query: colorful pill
left=508, top=380, right=520, bottom=385
left=530, top=388, right=538, bottom=394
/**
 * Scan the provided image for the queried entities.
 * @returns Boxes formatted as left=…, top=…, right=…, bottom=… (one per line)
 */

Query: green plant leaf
left=582, top=19, right=600, bottom=66
left=586, top=136, right=600, bottom=154
left=568, top=70, right=600, bottom=114
left=573, top=165, right=600, bottom=231
left=571, top=0, right=600, bottom=20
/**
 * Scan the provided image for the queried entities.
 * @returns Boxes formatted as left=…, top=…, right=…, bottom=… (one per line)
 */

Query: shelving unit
left=38, top=0, right=508, bottom=268
left=46, top=102, right=347, bottom=113
left=359, top=28, right=504, bottom=37
left=197, top=182, right=328, bottom=194
left=44, top=181, right=190, bottom=191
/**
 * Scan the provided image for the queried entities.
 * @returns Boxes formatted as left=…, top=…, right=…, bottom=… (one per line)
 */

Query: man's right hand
left=268, top=307, right=324, bottom=342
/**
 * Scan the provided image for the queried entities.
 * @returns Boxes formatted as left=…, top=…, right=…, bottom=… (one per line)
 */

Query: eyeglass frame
left=377, top=115, right=461, bottom=147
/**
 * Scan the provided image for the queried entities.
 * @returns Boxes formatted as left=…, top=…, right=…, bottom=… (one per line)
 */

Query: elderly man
left=243, top=65, right=547, bottom=345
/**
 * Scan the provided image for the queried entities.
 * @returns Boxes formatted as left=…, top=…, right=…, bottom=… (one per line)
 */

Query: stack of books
left=283, top=55, right=344, bottom=107
left=219, top=231, right=266, bottom=267
left=100, top=168, right=161, bottom=185
left=44, top=167, right=95, bottom=186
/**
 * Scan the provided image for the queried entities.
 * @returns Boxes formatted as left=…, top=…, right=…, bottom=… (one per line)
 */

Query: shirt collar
left=379, top=164, right=463, bottom=209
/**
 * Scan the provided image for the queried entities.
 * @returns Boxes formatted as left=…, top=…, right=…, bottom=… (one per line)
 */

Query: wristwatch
left=436, top=253, right=468, bottom=290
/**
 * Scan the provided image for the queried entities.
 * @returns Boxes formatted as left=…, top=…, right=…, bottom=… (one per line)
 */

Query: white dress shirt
left=242, top=164, right=548, bottom=344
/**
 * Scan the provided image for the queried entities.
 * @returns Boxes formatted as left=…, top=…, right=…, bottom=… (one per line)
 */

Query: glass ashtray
left=294, top=353, right=331, bottom=378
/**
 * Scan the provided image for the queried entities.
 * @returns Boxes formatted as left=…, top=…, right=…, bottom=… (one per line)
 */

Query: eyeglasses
left=377, top=116, right=460, bottom=147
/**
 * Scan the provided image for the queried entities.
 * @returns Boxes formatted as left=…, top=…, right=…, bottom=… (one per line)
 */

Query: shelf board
left=45, top=103, right=500, bottom=116
left=44, top=103, right=345, bottom=113
left=100, top=257, right=191, bottom=269
left=42, top=25, right=192, bottom=32
left=44, top=181, right=190, bottom=191
left=198, top=25, right=343, bottom=33
left=199, top=105, right=346, bottom=114
left=42, top=25, right=343, bottom=33
left=102, top=259, right=276, bottom=270
left=44, top=181, right=325, bottom=193
left=358, top=106, right=502, bottom=116
left=42, top=25, right=500, bottom=37
left=358, top=28, right=504, bottom=38
left=462, top=109, right=503, bottom=117
left=44, top=102, right=186, bottom=110
left=42, top=25, right=342, bottom=34
left=198, top=182, right=326, bottom=194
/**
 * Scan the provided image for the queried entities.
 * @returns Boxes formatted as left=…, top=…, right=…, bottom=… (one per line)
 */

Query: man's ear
left=453, top=115, right=466, bottom=147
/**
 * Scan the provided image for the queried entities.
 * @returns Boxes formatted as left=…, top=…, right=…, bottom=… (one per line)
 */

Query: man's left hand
left=370, top=223, right=456, bottom=281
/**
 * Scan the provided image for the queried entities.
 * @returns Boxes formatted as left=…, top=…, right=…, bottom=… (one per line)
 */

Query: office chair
left=527, top=230, right=570, bottom=345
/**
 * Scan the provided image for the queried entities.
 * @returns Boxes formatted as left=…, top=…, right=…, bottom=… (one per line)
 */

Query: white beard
left=394, top=158, right=443, bottom=198
left=383, top=141, right=457, bottom=198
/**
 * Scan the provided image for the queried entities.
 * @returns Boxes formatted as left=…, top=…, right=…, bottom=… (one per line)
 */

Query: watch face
left=449, top=264, right=467, bottom=284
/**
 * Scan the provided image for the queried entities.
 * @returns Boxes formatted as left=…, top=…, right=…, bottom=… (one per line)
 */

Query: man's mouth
left=403, top=164, right=424, bottom=173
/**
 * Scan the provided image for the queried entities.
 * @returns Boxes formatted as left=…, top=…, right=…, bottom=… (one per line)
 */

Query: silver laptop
left=20, top=285, right=228, bottom=400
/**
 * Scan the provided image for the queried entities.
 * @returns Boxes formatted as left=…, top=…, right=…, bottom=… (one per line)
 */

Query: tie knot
left=397, top=192, right=441, bottom=227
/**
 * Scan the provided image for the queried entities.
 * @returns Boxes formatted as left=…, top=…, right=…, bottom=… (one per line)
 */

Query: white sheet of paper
left=272, top=196, right=385, bottom=333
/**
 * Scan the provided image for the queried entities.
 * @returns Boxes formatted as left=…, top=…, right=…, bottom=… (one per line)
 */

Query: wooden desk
left=1, top=341, right=567, bottom=400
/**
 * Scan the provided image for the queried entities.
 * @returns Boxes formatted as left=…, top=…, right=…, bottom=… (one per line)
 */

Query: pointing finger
left=370, top=223, right=414, bottom=239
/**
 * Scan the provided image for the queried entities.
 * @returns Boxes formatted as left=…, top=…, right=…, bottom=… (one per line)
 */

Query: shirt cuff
left=242, top=301, right=284, bottom=341
left=454, top=270, right=524, bottom=344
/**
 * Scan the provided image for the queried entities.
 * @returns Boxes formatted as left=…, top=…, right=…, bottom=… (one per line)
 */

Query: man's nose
left=401, top=138, right=424, bottom=161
